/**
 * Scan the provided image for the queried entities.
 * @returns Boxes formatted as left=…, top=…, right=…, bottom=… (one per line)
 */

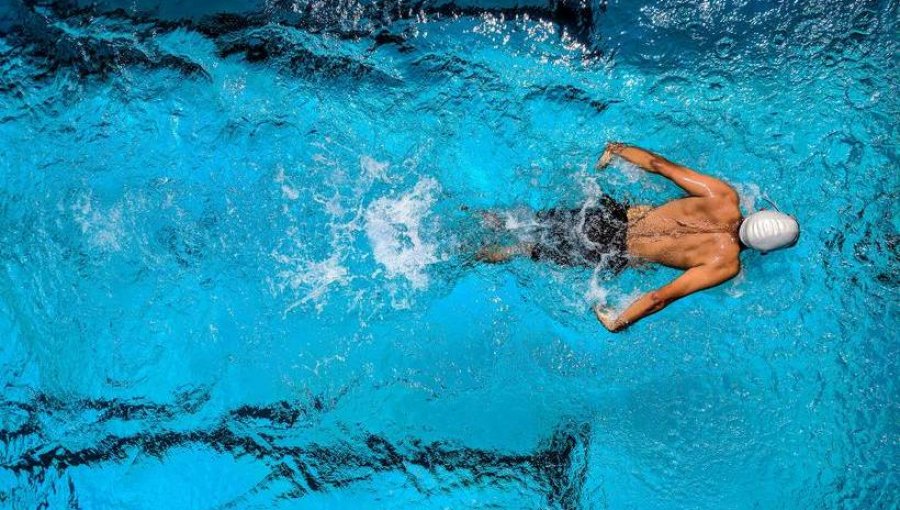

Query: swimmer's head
left=739, top=210, right=799, bottom=253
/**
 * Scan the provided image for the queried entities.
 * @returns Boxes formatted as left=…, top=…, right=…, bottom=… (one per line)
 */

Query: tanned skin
left=477, top=142, right=744, bottom=332
left=592, top=143, right=743, bottom=332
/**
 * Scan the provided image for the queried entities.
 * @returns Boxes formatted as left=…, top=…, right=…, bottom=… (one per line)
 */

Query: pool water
left=0, top=0, right=897, bottom=508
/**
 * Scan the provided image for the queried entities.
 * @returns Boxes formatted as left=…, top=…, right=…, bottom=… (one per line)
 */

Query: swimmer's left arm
left=594, top=263, right=739, bottom=332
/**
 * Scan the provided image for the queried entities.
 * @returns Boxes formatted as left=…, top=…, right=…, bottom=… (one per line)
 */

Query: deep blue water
left=0, top=0, right=897, bottom=508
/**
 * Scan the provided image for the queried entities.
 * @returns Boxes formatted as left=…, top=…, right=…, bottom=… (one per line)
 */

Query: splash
left=270, top=162, right=353, bottom=314
left=585, top=265, right=612, bottom=306
left=70, top=191, right=126, bottom=253
left=734, top=182, right=762, bottom=213
left=495, top=207, right=541, bottom=232
left=275, top=252, right=349, bottom=314
left=274, top=164, right=300, bottom=201
left=724, top=267, right=747, bottom=299
left=359, top=155, right=391, bottom=182
left=364, top=178, right=442, bottom=290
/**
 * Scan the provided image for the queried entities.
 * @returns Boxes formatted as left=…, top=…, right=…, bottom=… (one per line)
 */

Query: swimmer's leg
left=476, top=243, right=534, bottom=263
left=460, top=204, right=515, bottom=231
left=480, top=211, right=505, bottom=230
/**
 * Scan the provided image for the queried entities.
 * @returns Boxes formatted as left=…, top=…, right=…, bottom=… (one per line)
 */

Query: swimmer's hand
left=595, top=142, right=625, bottom=170
left=593, top=304, right=623, bottom=333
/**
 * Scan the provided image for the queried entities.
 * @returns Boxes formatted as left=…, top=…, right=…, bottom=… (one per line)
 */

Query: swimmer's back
left=626, top=196, right=742, bottom=270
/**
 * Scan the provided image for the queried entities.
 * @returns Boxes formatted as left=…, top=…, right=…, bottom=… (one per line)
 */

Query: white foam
left=364, top=178, right=441, bottom=289
left=71, top=191, right=125, bottom=252
left=360, top=155, right=391, bottom=181
left=616, top=160, right=647, bottom=184
left=579, top=170, right=605, bottom=197
left=276, top=252, right=349, bottom=314
left=725, top=267, right=747, bottom=298
left=498, top=207, right=541, bottom=231
left=274, top=164, right=300, bottom=201
left=586, top=266, right=611, bottom=306
left=610, top=289, right=645, bottom=316
left=270, top=161, right=353, bottom=313
left=734, top=182, right=761, bottom=213
left=585, top=265, right=646, bottom=317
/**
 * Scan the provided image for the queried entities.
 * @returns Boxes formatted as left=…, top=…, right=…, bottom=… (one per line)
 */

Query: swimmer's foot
left=480, top=211, right=505, bottom=231
left=475, top=243, right=533, bottom=263
left=476, top=244, right=513, bottom=263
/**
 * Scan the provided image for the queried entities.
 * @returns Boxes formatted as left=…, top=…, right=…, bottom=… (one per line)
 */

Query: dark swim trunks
left=530, top=195, right=630, bottom=271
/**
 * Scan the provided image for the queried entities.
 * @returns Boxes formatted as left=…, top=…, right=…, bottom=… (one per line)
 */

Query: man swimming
left=476, top=142, right=800, bottom=332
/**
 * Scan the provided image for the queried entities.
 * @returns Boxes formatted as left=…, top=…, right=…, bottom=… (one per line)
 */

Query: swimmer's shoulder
left=702, top=192, right=742, bottom=223
left=709, top=239, right=741, bottom=277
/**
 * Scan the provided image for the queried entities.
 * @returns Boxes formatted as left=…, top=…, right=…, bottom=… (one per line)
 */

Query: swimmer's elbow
left=714, top=185, right=740, bottom=204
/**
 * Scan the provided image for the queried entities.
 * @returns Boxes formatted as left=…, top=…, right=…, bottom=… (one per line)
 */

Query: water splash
left=365, top=177, right=443, bottom=291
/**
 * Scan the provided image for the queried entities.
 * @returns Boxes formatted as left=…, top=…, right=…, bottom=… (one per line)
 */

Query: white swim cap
left=739, top=210, right=799, bottom=252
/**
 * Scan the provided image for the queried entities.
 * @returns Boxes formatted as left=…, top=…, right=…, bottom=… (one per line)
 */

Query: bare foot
left=480, top=211, right=505, bottom=231
left=476, top=245, right=511, bottom=263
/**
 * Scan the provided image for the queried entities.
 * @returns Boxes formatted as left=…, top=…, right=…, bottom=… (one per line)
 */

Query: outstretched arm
left=596, top=143, right=737, bottom=200
left=593, top=263, right=739, bottom=332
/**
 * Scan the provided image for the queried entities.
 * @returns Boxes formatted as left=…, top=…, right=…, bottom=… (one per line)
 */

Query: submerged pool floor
left=0, top=0, right=897, bottom=508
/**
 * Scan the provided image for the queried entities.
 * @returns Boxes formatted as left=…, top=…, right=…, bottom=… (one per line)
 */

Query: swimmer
left=476, top=142, right=800, bottom=332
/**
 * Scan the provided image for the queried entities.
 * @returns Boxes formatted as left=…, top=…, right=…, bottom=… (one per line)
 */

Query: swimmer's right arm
left=596, top=143, right=737, bottom=200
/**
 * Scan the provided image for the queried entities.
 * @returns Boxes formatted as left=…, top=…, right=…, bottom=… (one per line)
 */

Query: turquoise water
left=0, top=0, right=897, bottom=508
